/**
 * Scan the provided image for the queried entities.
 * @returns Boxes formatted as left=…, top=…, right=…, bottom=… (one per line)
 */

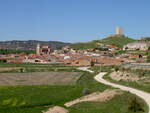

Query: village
left=0, top=36, right=149, bottom=67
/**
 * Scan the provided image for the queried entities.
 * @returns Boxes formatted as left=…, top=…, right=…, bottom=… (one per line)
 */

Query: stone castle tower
left=116, top=27, right=123, bottom=35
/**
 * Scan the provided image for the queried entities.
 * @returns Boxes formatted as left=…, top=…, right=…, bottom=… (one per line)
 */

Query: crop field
left=0, top=72, right=82, bottom=86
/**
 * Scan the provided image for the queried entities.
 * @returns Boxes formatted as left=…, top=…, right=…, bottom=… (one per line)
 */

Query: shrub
left=140, top=72, right=145, bottom=77
left=82, top=88, right=91, bottom=96
left=114, top=67, right=119, bottom=72
left=19, top=68, right=25, bottom=73
left=127, top=96, right=145, bottom=112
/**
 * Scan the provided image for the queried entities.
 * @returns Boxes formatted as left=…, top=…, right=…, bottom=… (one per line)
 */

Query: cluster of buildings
left=0, top=42, right=147, bottom=66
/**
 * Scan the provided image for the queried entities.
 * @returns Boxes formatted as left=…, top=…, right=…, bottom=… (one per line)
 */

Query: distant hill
left=70, top=35, right=135, bottom=50
left=0, top=40, right=70, bottom=50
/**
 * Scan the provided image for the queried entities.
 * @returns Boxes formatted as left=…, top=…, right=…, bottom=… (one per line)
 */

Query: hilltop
left=70, top=35, right=135, bottom=50
left=0, top=40, right=70, bottom=50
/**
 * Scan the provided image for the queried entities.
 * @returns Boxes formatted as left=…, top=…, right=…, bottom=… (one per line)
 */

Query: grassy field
left=0, top=64, right=148, bottom=113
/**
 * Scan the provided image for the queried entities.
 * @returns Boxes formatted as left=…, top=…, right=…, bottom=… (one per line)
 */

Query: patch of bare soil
left=109, top=71, right=140, bottom=82
left=43, top=106, right=68, bottom=113
left=0, top=72, right=81, bottom=86
left=64, top=89, right=122, bottom=107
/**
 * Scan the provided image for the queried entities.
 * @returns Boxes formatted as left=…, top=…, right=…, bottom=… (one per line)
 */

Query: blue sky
left=0, top=0, right=150, bottom=42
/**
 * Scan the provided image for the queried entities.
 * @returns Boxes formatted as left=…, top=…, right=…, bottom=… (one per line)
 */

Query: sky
left=0, top=0, right=150, bottom=43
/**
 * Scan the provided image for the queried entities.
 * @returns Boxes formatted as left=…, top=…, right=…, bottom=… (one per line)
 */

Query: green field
left=0, top=64, right=148, bottom=113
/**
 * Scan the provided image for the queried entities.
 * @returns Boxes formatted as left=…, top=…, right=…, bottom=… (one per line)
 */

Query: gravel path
left=78, top=67, right=150, bottom=113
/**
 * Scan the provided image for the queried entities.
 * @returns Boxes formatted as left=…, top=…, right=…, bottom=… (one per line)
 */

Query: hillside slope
left=100, top=35, right=135, bottom=48
left=70, top=35, right=135, bottom=50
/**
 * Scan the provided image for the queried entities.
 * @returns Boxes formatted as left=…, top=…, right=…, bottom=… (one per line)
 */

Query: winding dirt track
left=78, top=67, right=150, bottom=113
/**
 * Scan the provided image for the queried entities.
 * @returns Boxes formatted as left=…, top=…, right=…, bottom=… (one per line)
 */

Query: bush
left=19, top=68, right=25, bottom=73
left=140, top=72, right=145, bottom=77
left=82, top=88, right=91, bottom=96
left=114, top=67, right=119, bottom=72
left=127, top=96, right=145, bottom=112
